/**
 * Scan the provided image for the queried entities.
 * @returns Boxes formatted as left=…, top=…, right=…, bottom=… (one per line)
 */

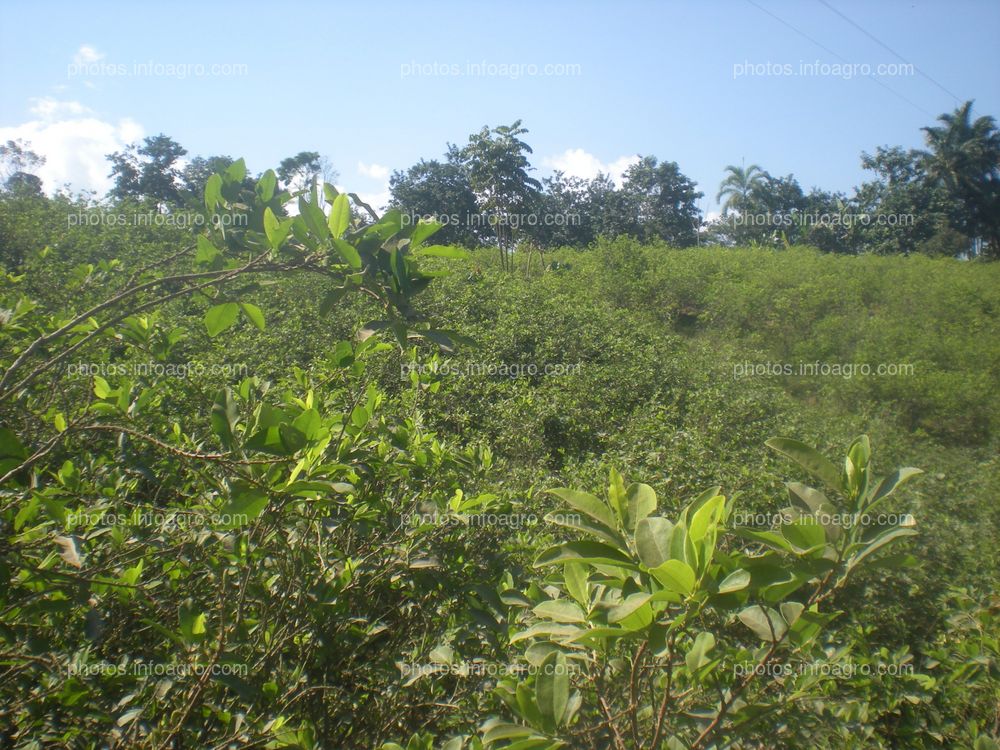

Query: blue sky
left=1, top=0, right=997, bottom=212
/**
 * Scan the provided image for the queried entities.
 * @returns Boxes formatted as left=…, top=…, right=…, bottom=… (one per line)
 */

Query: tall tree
left=523, top=171, right=596, bottom=248
left=0, top=140, right=46, bottom=194
left=388, top=155, right=481, bottom=247
left=277, top=152, right=337, bottom=196
left=459, top=120, right=542, bottom=271
left=716, top=163, right=766, bottom=215
left=920, top=101, right=1000, bottom=258
left=621, top=156, right=703, bottom=246
left=586, top=172, right=634, bottom=241
left=853, top=146, right=965, bottom=256
left=107, top=134, right=187, bottom=204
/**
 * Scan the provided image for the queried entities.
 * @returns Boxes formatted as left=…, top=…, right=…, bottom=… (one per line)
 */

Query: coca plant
left=0, top=162, right=489, bottom=747
left=480, top=436, right=921, bottom=749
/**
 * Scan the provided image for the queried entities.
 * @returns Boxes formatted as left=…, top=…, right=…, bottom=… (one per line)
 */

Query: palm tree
left=921, top=101, right=1000, bottom=258
left=716, top=163, right=766, bottom=216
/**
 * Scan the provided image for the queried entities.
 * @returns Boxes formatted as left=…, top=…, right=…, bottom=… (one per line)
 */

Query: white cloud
left=29, top=97, right=92, bottom=120
left=542, top=148, right=639, bottom=183
left=357, top=161, right=389, bottom=181
left=73, top=45, right=105, bottom=66
left=0, top=99, right=143, bottom=196
left=543, top=148, right=640, bottom=185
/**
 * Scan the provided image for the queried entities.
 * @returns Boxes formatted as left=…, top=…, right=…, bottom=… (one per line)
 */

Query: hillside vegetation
left=1, top=182, right=998, bottom=749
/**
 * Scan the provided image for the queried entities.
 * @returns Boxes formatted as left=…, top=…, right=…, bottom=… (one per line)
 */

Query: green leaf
left=256, top=170, right=277, bottom=202
left=685, top=631, right=716, bottom=673
left=195, top=235, right=221, bottom=265
left=204, top=303, right=240, bottom=337
left=534, top=541, right=637, bottom=569
left=779, top=601, right=804, bottom=627
left=625, top=483, right=657, bottom=532
left=738, top=605, right=787, bottom=641
left=240, top=303, right=266, bottom=331
left=93, top=375, right=111, bottom=399
left=849, top=525, right=918, bottom=569
left=766, top=437, right=843, bottom=491
left=866, top=468, right=923, bottom=512
left=607, top=468, right=626, bottom=524
left=278, top=424, right=307, bottom=453
left=292, top=408, right=323, bottom=440
left=781, top=518, right=827, bottom=553
left=544, top=511, right=623, bottom=547
left=299, top=195, right=329, bottom=239
left=689, top=494, right=724, bottom=543
left=218, top=489, right=268, bottom=527
left=332, top=238, right=362, bottom=269
left=608, top=593, right=653, bottom=625
left=717, top=568, right=751, bottom=593
left=328, top=193, right=350, bottom=237
left=563, top=563, right=589, bottom=606
left=408, top=220, right=441, bottom=249
left=482, top=723, right=535, bottom=744
left=650, top=559, right=696, bottom=595
left=786, top=482, right=830, bottom=514
left=179, top=601, right=207, bottom=642
left=535, top=651, right=569, bottom=729
left=508, top=623, right=583, bottom=645
left=224, top=158, right=246, bottom=184
left=263, top=207, right=292, bottom=250
left=0, top=427, right=27, bottom=459
left=733, top=527, right=795, bottom=553
left=210, top=388, right=238, bottom=450
left=634, top=516, right=675, bottom=568
left=533, top=599, right=586, bottom=623
left=204, top=173, right=223, bottom=213
left=545, top=488, right=617, bottom=531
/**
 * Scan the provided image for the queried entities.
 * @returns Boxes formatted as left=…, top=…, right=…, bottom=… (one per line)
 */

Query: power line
left=743, top=0, right=937, bottom=118
left=816, top=0, right=965, bottom=106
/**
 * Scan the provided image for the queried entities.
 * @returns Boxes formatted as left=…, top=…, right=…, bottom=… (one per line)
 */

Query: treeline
left=387, top=102, right=999, bottom=259
left=1, top=101, right=997, bottom=259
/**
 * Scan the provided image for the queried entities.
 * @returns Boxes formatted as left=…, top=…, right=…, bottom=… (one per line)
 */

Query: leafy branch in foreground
left=0, top=160, right=490, bottom=748
left=476, top=436, right=921, bottom=749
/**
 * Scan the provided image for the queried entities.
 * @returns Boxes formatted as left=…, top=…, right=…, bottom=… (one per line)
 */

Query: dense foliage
left=0, top=160, right=998, bottom=749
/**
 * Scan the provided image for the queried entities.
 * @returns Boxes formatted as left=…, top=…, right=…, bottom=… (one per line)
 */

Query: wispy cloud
left=357, top=161, right=390, bottom=181
left=543, top=148, right=640, bottom=185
